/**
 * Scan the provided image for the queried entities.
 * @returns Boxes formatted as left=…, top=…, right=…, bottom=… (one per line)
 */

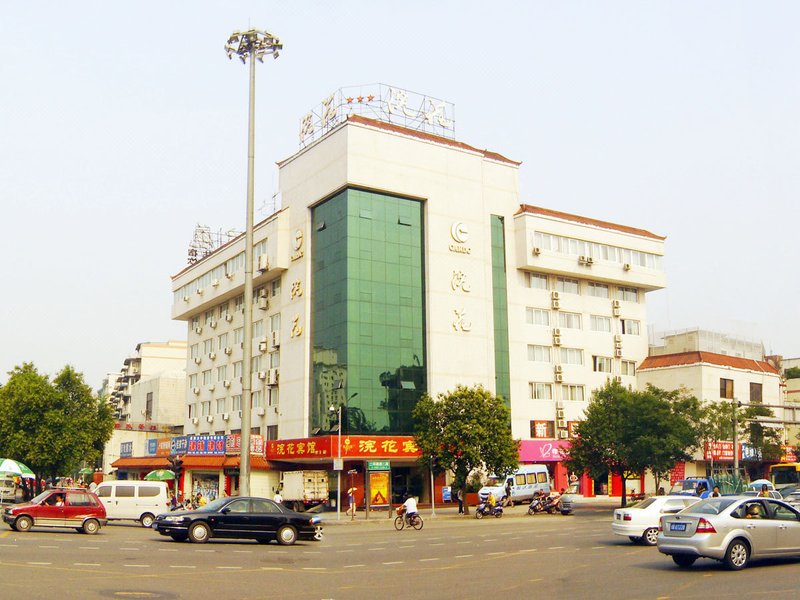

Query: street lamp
left=732, top=399, right=742, bottom=485
left=224, top=28, right=282, bottom=497
left=330, top=392, right=357, bottom=521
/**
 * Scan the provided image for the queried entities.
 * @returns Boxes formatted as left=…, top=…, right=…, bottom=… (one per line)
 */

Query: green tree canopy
left=413, top=384, right=519, bottom=514
left=565, top=380, right=702, bottom=507
left=0, top=363, right=114, bottom=483
left=785, top=367, right=800, bottom=380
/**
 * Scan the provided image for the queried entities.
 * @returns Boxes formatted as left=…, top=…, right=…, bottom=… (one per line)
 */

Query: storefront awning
left=111, top=457, right=171, bottom=469
left=181, top=456, right=226, bottom=469
left=222, top=455, right=272, bottom=470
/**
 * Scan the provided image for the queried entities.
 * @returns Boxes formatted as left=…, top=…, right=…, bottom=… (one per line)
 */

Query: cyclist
left=402, top=494, right=418, bottom=523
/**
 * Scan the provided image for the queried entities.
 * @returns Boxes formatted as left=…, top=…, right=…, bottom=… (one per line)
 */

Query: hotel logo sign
left=448, top=222, right=471, bottom=254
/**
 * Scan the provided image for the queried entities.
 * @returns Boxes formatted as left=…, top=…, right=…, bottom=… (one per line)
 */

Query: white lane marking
left=0, top=544, right=18, bottom=547
left=399, top=545, right=414, bottom=549
left=217, top=566, right=242, bottom=570
left=419, top=558, right=439, bottom=562
left=455, top=554, right=473, bottom=558
left=124, top=564, right=150, bottom=568
left=158, top=548, right=178, bottom=552
left=487, top=552, right=505, bottom=556
left=368, top=547, right=386, bottom=551
left=261, top=567, right=284, bottom=571
left=232, top=550, right=252, bottom=554
left=547, top=546, right=565, bottom=550
left=592, top=546, right=605, bottom=549
left=28, top=562, right=52, bottom=565
left=195, top=549, right=215, bottom=553
left=429, top=542, right=445, bottom=546
left=344, top=564, right=365, bottom=569
left=39, top=545, right=59, bottom=549
left=303, top=567, right=326, bottom=571
left=79, top=547, right=99, bottom=550
left=119, top=547, right=140, bottom=550
left=484, top=538, right=498, bottom=542
left=382, top=561, right=404, bottom=565
left=520, top=549, right=537, bottom=553
left=302, top=551, right=322, bottom=554
left=169, top=565, right=196, bottom=569
left=337, top=549, right=354, bottom=553
left=457, top=541, right=471, bottom=544
left=74, top=563, right=100, bottom=567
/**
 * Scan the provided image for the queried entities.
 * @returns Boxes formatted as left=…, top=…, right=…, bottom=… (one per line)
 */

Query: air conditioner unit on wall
left=258, top=254, right=270, bottom=272
left=555, top=373, right=563, bottom=383
left=267, top=368, right=279, bottom=386
left=554, top=365, right=563, bottom=374
left=552, top=299, right=560, bottom=310
left=191, top=417, right=199, bottom=425
left=225, top=271, right=234, bottom=279
left=194, top=326, right=203, bottom=335
left=193, top=357, right=202, bottom=364
left=224, top=347, right=232, bottom=355
left=532, top=247, right=541, bottom=256
left=271, top=330, right=280, bottom=349
left=623, top=263, right=631, bottom=271
left=256, top=407, right=266, bottom=417
left=211, top=279, right=219, bottom=287
left=557, top=419, right=567, bottom=429
left=615, top=348, right=623, bottom=358
left=258, top=339, right=268, bottom=353
left=206, top=415, right=214, bottom=423
left=612, top=308, right=620, bottom=317
left=192, top=387, right=200, bottom=395
left=225, top=314, right=233, bottom=322
left=223, top=380, right=231, bottom=388
left=559, top=430, right=569, bottom=439
left=553, top=336, right=562, bottom=347
left=258, top=297, right=269, bottom=311
left=209, top=352, right=216, bottom=360
left=209, top=320, right=217, bottom=329
left=556, top=408, right=565, bottom=418
left=551, top=291, right=560, bottom=300
left=222, top=413, right=230, bottom=421
left=258, top=371, right=267, bottom=380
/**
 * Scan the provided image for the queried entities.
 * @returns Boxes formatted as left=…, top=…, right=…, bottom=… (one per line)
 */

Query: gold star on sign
left=346, top=97, right=354, bottom=103
left=357, top=95, right=364, bottom=102
left=367, top=95, right=374, bottom=101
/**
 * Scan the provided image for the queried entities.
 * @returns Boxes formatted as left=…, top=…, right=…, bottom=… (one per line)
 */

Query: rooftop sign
left=299, top=84, right=455, bottom=147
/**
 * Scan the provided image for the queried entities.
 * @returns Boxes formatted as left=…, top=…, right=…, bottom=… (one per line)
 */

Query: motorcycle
left=475, top=501, right=503, bottom=519
left=527, top=492, right=563, bottom=515
left=527, top=495, right=546, bottom=515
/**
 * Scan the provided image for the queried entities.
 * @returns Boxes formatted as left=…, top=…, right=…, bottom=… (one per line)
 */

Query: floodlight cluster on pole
left=225, top=28, right=282, bottom=497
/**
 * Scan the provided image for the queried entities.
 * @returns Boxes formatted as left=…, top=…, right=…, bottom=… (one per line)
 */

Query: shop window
left=750, top=382, right=762, bottom=404
left=720, top=378, right=734, bottom=399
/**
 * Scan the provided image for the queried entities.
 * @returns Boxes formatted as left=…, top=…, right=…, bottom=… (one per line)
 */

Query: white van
left=478, top=464, right=550, bottom=504
left=95, top=481, right=170, bottom=527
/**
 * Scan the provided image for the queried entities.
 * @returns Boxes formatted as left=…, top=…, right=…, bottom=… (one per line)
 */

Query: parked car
left=152, top=496, right=324, bottom=545
left=2, top=488, right=107, bottom=534
left=668, top=477, right=716, bottom=498
left=558, top=482, right=580, bottom=515
left=612, top=495, right=700, bottom=545
left=94, top=480, right=170, bottom=527
left=658, top=496, right=800, bottom=569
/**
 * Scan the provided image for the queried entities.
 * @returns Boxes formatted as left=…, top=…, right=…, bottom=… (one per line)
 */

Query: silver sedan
left=657, top=496, right=800, bottom=570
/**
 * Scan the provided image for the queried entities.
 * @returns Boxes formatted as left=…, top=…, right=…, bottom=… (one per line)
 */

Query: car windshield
left=636, top=497, right=658, bottom=509
left=30, top=491, right=52, bottom=504
left=681, top=498, right=737, bottom=515
left=194, top=498, right=231, bottom=513
left=668, top=481, right=698, bottom=494
left=485, top=477, right=504, bottom=487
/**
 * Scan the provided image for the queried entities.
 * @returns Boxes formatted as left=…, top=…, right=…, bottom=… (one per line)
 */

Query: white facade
left=171, top=115, right=666, bottom=444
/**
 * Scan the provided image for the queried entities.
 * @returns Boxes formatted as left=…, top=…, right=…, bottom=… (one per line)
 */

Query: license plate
left=670, top=522, right=687, bottom=532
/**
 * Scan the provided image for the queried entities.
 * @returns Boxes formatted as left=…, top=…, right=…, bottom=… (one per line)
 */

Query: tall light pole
left=732, top=398, right=741, bottom=485
left=330, top=392, right=357, bottom=521
left=224, top=29, right=282, bottom=497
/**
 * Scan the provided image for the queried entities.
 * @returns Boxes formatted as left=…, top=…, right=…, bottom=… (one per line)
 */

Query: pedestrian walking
left=457, top=488, right=464, bottom=514
left=273, top=490, right=283, bottom=505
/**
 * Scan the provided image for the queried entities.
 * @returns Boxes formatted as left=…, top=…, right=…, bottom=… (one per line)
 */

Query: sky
left=2, top=1, right=798, bottom=390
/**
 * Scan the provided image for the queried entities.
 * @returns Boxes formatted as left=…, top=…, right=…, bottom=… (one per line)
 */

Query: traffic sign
left=367, top=460, right=390, bottom=471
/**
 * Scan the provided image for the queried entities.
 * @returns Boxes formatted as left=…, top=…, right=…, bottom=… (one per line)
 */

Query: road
left=1, top=504, right=800, bottom=599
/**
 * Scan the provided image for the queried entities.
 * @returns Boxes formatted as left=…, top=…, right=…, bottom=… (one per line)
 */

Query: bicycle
left=394, top=508, right=424, bottom=531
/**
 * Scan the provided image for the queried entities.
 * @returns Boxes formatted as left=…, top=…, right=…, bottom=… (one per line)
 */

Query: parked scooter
left=475, top=500, right=504, bottom=519
left=527, top=493, right=547, bottom=515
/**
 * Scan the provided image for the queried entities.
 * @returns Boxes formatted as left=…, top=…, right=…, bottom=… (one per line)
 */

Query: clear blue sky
left=2, top=1, right=798, bottom=388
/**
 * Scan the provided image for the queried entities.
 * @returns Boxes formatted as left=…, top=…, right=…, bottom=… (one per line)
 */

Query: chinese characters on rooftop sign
left=266, top=435, right=421, bottom=460
left=299, top=84, right=455, bottom=148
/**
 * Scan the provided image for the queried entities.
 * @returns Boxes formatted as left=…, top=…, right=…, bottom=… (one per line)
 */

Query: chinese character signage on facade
left=670, top=462, right=686, bottom=485
left=146, top=439, right=158, bottom=456
left=120, top=441, right=133, bottom=458
left=264, top=435, right=422, bottom=461
left=156, top=438, right=173, bottom=457
left=187, top=435, right=226, bottom=455
left=299, top=84, right=455, bottom=148
left=518, top=440, right=569, bottom=463
left=225, top=434, right=265, bottom=456
left=266, top=436, right=332, bottom=460
left=171, top=436, right=189, bottom=456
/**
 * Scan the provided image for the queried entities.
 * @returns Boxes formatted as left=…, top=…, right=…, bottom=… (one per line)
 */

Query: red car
left=2, top=488, right=107, bottom=534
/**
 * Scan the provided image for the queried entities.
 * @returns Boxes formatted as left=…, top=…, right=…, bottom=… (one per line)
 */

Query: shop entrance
left=593, top=469, right=609, bottom=496
left=391, top=467, right=423, bottom=504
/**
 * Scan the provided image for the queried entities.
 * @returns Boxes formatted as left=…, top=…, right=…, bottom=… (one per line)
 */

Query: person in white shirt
left=402, top=495, right=418, bottom=517
left=273, top=490, right=283, bottom=505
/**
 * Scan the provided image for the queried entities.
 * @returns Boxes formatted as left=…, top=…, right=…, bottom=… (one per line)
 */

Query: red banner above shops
left=265, top=435, right=421, bottom=460
left=519, top=440, right=570, bottom=463
left=226, top=434, right=265, bottom=456
left=704, top=441, right=742, bottom=461
left=782, top=445, right=797, bottom=462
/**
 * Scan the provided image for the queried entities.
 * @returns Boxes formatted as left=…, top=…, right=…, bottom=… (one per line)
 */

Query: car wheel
left=724, top=539, right=750, bottom=570
left=83, top=519, right=100, bottom=535
left=188, top=521, right=211, bottom=544
left=642, top=527, right=659, bottom=546
left=313, top=525, right=324, bottom=541
left=276, top=525, right=297, bottom=546
left=170, top=534, right=188, bottom=542
left=140, top=513, right=155, bottom=528
left=672, top=555, right=697, bottom=568
left=15, top=516, right=33, bottom=532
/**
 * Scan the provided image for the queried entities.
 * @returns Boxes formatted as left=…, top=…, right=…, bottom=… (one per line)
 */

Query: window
left=139, top=487, right=160, bottom=498
left=252, top=390, right=263, bottom=408
left=525, top=307, right=550, bottom=326
left=616, top=287, right=639, bottom=302
left=593, top=356, right=613, bottom=373
left=218, top=332, right=229, bottom=351
left=203, top=339, right=214, bottom=355
left=529, top=383, right=553, bottom=400
left=217, top=365, right=227, bottom=382
left=268, top=388, right=279, bottom=407
left=720, top=378, right=734, bottom=399
left=588, top=282, right=609, bottom=298
left=556, top=277, right=580, bottom=295
left=234, top=327, right=244, bottom=345
left=251, top=356, right=261, bottom=372
left=218, top=302, right=229, bottom=319
left=527, top=345, right=551, bottom=362
left=562, top=384, right=585, bottom=401
left=270, top=313, right=281, bottom=332
left=530, top=420, right=555, bottom=438
left=234, top=361, right=242, bottom=379
left=590, top=315, right=611, bottom=332
left=216, top=398, right=226, bottom=414
left=253, top=320, right=264, bottom=338
left=190, top=316, right=199, bottom=329
left=190, top=344, right=199, bottom=359
left=750, top=382, right=763, bottom=404
left=235, top=295, right=244, bottom=313
left=269, top=352, right=280, bottom=368
left=145, top=392, right=153, bottom=420
left=202, top=370, right=212, bottom=385
left=188, top=403, right=195, bottom=419
left=621, top=360, right=636, bottom=376
left=115, top=486, right=135, bottom=498
left=68, top=492, right=92, bottom=506
left=621, top=319, right=640, bottom=335
left=232, top=395, right=242, bottom=412
left=271, top=278, right=281, bottom=297
left=265, top=425, right=278, bottom=440
left=189, top=374, right=198, bottom=389
left=559, top=312, right=582, bottom=330
left=561, top=348, right=584, bottom=365
left=205, top=310, right=214, bottom=325
left=201, top=401, right=211, bottom=416
left=525, top=272, right=548, bottom=290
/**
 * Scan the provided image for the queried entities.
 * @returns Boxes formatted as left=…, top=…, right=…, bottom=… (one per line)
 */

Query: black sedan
left=152, top=496, right=323, bottom=545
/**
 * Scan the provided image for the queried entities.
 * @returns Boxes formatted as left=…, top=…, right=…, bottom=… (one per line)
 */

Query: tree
left=785, top=367, right=800, bottom=380
left=0, top=363, right=114, bottom=489
left=412, top=385, right=519, bottom=515
left=565, top=380, right=702, bottom=507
